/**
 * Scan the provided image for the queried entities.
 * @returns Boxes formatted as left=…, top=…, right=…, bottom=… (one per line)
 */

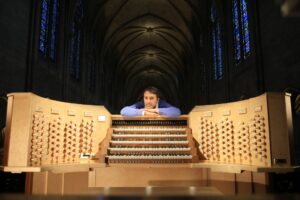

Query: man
left=120, top=87, right=181, bottom=118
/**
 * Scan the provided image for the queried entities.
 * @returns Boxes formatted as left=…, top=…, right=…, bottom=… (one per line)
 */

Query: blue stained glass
left=241, top=0, right=250, bottom=58
left=49, top=0, right=59, bottom=60
left=211, top=6, right=216, bottom=23
left=211, top=3, right=223, bottom=80
left=232, top=0, right=251, bottom=64
left=39, top=0, right=49, bottom=54
left=39, top=0, right=59, bottom=61
left=232, top=0, right=241, bottom=62
left=212, top=29, right=217, bottom=80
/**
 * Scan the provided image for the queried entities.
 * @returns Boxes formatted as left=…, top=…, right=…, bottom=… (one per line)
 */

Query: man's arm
left=120, top=104, right=143, bottom=117
left=158, top=102, right=181, bottom=118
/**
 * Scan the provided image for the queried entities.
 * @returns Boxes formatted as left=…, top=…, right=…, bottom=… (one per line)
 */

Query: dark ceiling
left=88, top=0, right=207, bottom=106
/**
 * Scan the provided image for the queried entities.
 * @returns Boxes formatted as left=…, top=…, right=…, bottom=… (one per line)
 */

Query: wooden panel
left=267, top=93, right=291, bottom=165
left=81, top=186, right=222, bottom=196
left=4, top=94, right=32, bottom=166
left=93, top=168, right=205, bottom=187
left=28, top=170, right=269, bottom=195
left=30, top=171, right=89, bottom=195
left=47, top=172, right=63, bottom=195
left=236, top=171, right=253, bottom=194
left=31, top=172, right=47, bottom=195
left=2, top=94, right=13, bottom=165
left=64, top=172, right=89, bottom=195
left=252, top=172, right=268, bottom=193
left=207, top=172, right=236, bottom=195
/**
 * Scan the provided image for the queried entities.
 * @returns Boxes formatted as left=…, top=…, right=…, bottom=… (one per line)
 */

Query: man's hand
left=144, top=110, right=159, bottom=116
left=140, top=108, right=160, bottom=116
left=144, top=108, right=159, bottom=114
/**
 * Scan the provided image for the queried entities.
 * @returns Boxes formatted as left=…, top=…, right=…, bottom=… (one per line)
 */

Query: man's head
left=143, top=87, right=160, bottom=109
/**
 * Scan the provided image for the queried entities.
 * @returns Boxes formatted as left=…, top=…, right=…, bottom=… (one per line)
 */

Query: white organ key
left=110, top=141, right=188, bottom=144
left=108, top=147, right=191, bottom=152
left=112, top=134, right=188, bottom=138
left=113, top=127, right=186, bottom=132
left=106, top=155, right=193, bottom=159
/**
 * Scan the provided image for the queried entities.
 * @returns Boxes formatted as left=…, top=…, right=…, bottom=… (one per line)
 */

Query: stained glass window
left=232, top=0, right=250, bottom=64
left=211, top=4, right=223, bottom=80
left=70, top=0, right=83, bottom=80
left=39, top=0, right=49, bottom=55
left=49, top=0, right=59, bottom=60
left=241, top=0, right=250, bottom=58
left=39, top=0, right=59, bottom=61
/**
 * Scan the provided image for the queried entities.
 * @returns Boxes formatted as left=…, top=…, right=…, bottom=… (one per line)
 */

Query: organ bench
left=1, top=92, right=298, bottom=195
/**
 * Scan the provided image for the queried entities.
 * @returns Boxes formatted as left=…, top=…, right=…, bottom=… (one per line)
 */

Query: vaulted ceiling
left=88, top=0, right=207, bottom=106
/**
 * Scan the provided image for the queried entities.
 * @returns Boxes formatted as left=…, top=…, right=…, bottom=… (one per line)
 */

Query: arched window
left=211, top=2, right=223, bottom=80
left=69, top=0, right=84, bottom=80
left=39, top=0, right=59, bottom=61
left=232, top=0, right=251, bottom=65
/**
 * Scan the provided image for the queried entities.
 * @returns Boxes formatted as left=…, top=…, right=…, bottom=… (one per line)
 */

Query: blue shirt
left=120, top=100, right=181, bottom=118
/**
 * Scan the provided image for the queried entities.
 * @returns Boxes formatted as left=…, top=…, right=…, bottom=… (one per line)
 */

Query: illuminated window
left=39, top=0, right=59, bottom=61
left=232, top=0, right=251, bottom=64
left=211, top=3, right=223, bottom=80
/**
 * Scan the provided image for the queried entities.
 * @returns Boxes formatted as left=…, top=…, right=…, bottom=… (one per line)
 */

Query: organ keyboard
left=105, top=117, right=199, bottom=164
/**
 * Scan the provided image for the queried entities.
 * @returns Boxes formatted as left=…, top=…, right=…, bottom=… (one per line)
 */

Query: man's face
left=143, top=91, right=159, bottom=109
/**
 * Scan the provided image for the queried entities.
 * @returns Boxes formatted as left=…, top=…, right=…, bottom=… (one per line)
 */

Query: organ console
left=1, top=92, right=298, bottom=195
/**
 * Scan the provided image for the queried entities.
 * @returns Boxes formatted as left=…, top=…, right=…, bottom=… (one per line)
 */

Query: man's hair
left=143, top=86, right=161, bottom=98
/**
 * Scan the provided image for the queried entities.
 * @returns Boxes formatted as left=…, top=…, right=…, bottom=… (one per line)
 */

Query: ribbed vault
left=88, top=0, right=206, bottom=109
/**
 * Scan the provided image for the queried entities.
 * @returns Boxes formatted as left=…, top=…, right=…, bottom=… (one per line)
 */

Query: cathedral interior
left=1, top=0, right=300, bottom=197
